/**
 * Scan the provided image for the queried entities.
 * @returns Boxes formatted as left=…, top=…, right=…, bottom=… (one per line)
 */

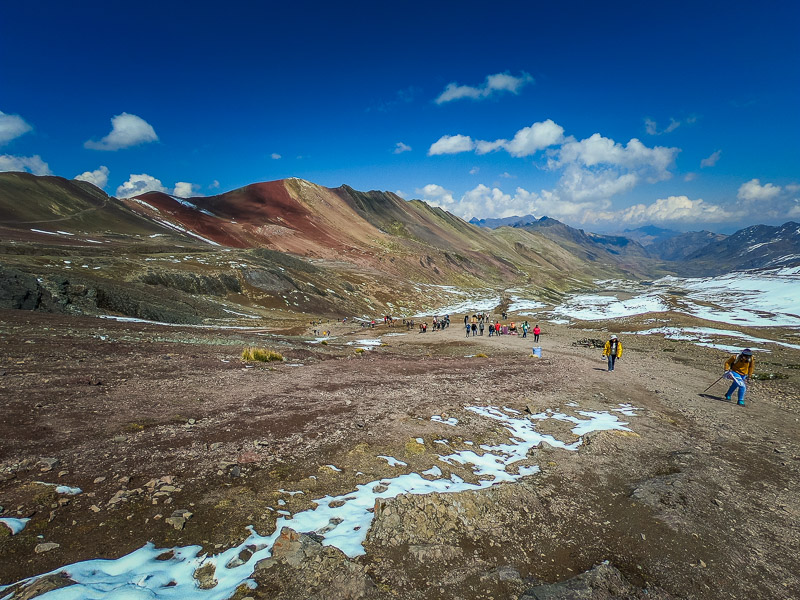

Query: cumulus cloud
left=615, top=195, right=735, bottom=225
left=0, top=154, right=51, bottom=175
left=271, top=153, right=281, bottom=160
left=74, top=166, right=110, bottom=189
left=85, top=113, right=158, bottom=151
left=415, top=184, right=456, bottom=208
left=684, top=172, right=698, bottom=181
left=700, top=150, right=721, bottom=168
left=436, top=120, right=564, bottom=158
left=116, top=173, right=167, bottom=198
left=0, top=111, right=32, bottom=145
left=554, top=134, right=678, bottom=181
left=173, top=181, right=202, bottom=197
left=393, top=142, right=412, bottom=154
left=469, top=167, right=479, bottom=175
left=435, top=71, right=533, bottom=104
left=737, top=178, right=781, bottom=201
left=428, top=134, right=475, bottom=156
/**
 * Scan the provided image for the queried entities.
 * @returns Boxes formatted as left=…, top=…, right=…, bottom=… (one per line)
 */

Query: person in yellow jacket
left=602, top=334, right=623, bottom=371
left=724, top=348, right=754, bottom=406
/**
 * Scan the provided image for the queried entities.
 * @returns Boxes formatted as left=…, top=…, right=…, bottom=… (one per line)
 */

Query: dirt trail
left=0, top=309, right=798, bottom=599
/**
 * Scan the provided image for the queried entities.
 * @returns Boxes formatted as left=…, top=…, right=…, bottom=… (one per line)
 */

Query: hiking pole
left=703, top=374, right=726, bottom=393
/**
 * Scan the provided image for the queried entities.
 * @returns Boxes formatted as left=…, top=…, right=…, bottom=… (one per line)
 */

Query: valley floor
left=0, top=308, right=799, bottom=599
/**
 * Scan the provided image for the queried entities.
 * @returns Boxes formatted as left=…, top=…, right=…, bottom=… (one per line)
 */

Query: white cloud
left=475, top=139, right=507, bottom=155
left=503, top=119, right=565, bottom=157
left=0, top=154, right=51, bottom=175
left=210, top=180, right=220, bottom=189
left=458, top=184, right=540, bottom=220
left=645, top=116, right=696, bottom=135
left=557, top=164, right=639, bottom=202
left=555, top=134, right=678, bottom=182
left=394, top=190, right=408, bottom=199
left=173, top=181, right=202, bottom=197
left=428, top=134, right=475, bottom=155
left=393, top=142, right=412, bottom=154
left=116, top=173, right=167, bottom=198
left=416, top=184, right=455, bottom=208
left=737, top=178, right=781, bottom=201
left=0, top=111, right=32, bottom=145
left=700, top=150, right=721, bottom=168
left=271, top=153, right=281, bottom=160
left=74, top=166, right=109, bottom=189
left=469, top=167, right=479, bottom=175
left=85, top=113, right=158, bottom=151
left=614, top=195, right=735, bottom=224
left=435, top=71, right=533, bottom=104
left=684, top=172, right=698, bottom=181
left=500, top=172, right=515, bottom=179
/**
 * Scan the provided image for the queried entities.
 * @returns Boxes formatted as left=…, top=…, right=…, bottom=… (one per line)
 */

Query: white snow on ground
left=625, top=326, right=800, bottom=351
left=431, top=415, right=459, bottom=426
left=222, top=309, right=260, bottom=319
left=412, top=286, right=500, bottom=317
left=508, top=297, right=547, bottom=312
left=55, top=486, right=82, bottom=495
left=98, top=316, right=265, bottom=330
left=171, top=196, right=215, bottom=216
left=0, top=517, right=29, bottom=535
left=154, top=218, right=221, bottom=246
left=550, top=267, right=800, bottom=327
left=346, top=339, right=382, bottom=350
left=552, top=293, right=669, bottom=321
left=30, top=228, right=59, bottom=235
left=1, top=404, right=638, bottom=599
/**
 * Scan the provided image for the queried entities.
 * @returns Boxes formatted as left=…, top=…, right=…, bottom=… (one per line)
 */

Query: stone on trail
left=34, top=542, right=60, bottom=553
left=520, top=562, right=676, bottom=599
left=10, top=572, right=75, bottom=600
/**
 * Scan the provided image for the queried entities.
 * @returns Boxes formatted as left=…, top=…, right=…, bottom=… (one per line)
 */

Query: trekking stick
left=703, top=374, right=726, bottom=393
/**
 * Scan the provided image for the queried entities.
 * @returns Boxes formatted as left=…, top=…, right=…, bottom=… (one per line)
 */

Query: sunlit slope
left=0, top=172, right=176, bottom=237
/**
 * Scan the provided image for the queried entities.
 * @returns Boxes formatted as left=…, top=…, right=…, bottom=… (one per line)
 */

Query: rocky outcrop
left=520, top=562, right=675, bottom=599
left=253, top=528, right=377, bottom=600
left=0, top=266, right=51, bottom=310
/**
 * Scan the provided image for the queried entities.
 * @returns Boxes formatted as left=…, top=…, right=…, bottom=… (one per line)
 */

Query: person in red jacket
left=533, top=325, right=541, bottom=342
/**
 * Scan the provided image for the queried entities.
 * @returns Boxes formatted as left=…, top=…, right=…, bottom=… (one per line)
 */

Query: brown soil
left=0, top=308, right=798, bottom=599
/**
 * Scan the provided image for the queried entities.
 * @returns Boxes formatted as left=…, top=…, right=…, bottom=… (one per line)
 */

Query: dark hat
left=741, top=348, right=753, bottom=356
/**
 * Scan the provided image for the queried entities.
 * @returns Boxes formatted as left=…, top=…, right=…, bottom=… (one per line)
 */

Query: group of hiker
left=462, top=314, right=541, bottom=340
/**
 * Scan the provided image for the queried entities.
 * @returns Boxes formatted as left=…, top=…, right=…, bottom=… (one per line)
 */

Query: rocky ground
left=0, top=308, right=799, bottom=599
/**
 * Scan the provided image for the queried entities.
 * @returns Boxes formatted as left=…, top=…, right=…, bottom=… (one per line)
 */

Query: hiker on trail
left=522, top=321, right=529, bottom=338
left=471, top=322, right=478, bottom=336
left=533, top=325, right=541, bottom=342
left=724, top=348, right=755, bottom=406
left=479, top=321, right=485, bottom=336
left=602, top=335, right=623, bottom=371
left=464, top=315, right=469, bottom=326
left=465, top=321, right=471, bottom=337
left=488, top=323, right=495, bottom=337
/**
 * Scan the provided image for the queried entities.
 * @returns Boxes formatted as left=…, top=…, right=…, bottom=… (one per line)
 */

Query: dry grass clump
left=475, top=353, right=488, bottom=358
left=354, top=348, right=366, bottom=354
left=241, top=347, right=284, bottom=362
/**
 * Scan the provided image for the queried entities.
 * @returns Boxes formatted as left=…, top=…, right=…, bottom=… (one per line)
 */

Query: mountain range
left=1, top=171, right=798, bottom=323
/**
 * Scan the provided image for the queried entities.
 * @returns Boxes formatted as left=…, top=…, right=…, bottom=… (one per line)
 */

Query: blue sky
left=1, top=1, right=798, bottom=232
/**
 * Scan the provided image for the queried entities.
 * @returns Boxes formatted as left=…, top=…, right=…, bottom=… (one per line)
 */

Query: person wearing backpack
left=602, top=335, right=623, bottom=371
left=724, top=348, right=755, bottom=406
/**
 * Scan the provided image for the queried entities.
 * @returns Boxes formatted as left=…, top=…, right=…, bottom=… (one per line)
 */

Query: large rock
left=521, top=562, right=675, bottom=599
left=253, top=528, right=377, bottom=599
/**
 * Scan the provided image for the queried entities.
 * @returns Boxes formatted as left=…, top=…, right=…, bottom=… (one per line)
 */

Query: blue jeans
left=726, top=372, right=747, bottom=403
left=607, top=355, right=617, bottom=371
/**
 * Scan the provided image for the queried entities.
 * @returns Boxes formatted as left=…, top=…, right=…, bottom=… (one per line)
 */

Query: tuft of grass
left=320, top=340, right=328, bottom=345
left=354, top=348, right=366, bottom=354
left=241, top=347, right=284, bottom=362
left=475, top=353, right=488, bottom=358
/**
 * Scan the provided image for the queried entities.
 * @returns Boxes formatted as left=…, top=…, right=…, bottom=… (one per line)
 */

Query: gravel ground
left=0, top=308, right=798, bottom=599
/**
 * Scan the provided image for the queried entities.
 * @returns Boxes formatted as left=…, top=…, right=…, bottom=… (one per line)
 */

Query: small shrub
left=242, top=347, right=284, bottom=362
left=320, top=340, right=328, bottom=345
left=354, top=348, right=366, bottom=355
left=475, top=353, right=488, bottom=358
